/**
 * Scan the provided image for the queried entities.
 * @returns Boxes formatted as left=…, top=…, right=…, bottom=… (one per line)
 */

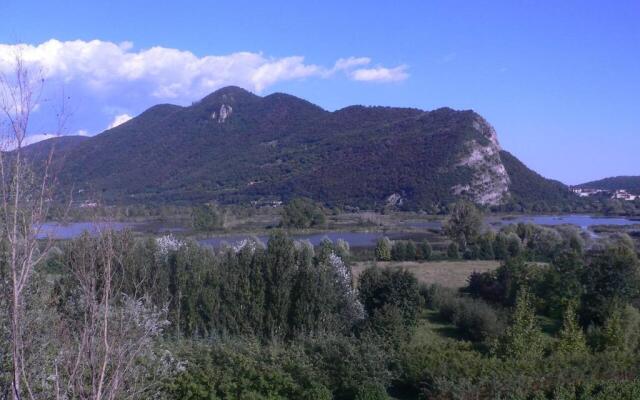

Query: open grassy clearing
left=352, top=260, right=501, bottom=288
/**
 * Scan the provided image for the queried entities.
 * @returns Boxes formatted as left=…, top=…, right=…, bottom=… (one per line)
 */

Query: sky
left=0, top=0, right=638, bottom=184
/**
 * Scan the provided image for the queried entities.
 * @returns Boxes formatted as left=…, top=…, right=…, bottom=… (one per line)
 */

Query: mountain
left=499, top=150, right=575, bottom=205
left=22, top=86, right=571, bottom=210
left=578, top=176, right=640, bottom=194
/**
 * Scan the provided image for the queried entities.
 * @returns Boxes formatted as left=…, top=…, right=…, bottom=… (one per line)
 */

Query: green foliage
left=496, top=288, right=545, bottom=360
left=443, top=200, right=483, bottom=249
left=427, top=285, right=505, bottom=341
left=117, top=231, right=360, bottom=339
left=358, top=267, right=421, bottom=327
left=589, top=306, right=640, bottom=353
left=579, top=176, right=640, bottom=194
left=354, top=383, right=389, bottom=400
left=405, top=240, right=417, bottom=261
left=391, top=241, right=407, bottom=261
left=477, top=232, right=496, bottom=260
left=165, top=339, right=333, bottom=400
left=556, top=303, right=588, bottom=355
left=447, top=242, right=460, bottom=259
left=281, top=197, right=326, bottom=229
left=542, top=251, right=585, bottom=318
left=375, top=237, right=392, bottom=261
left=580, top=243, right=640, bottom=325
left=418, top=239, right=432, bottom=260
left=33, top=92, right=576, bottom=210
left=191, top=203, right=224, bottom=230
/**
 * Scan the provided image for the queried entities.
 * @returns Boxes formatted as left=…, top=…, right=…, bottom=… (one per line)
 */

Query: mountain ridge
left=21, top=87, right=572, bottom=210
left=578, top=176, right=640, bottom=194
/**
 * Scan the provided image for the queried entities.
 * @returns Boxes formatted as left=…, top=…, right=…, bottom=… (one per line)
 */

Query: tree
left=497, top=288, right=544, bottom=360
left=556, top=303, right=587, bottom=355
left=405, top=240, right=417, bottom=261
left=375, top=237, right=392, bottom=261
left=281, top=197, right=325, bottom=229
left=263, top=231, right=297, bottom=338
left=581, top=243, right=640, bottom=325
left=358, top=267, right=421, bottom=327
left=447, top=242, right=460, bottom=260
left=542, top=251, right=584, bottom=318
left=493, top=232, right=509, bottom=260
left=418, top=239, right=432, bottom=260
left=391, top=241, right=407, bottom=261
left=477, top=232, right=495, bottom=260
left=443, top=201, right=483, bottom=250
left=52, top=231, right=170, bottom=399
left=0, top=52, right=67, bottom=399
left=506, top=232, right=523, bottom=258
left=191, top=203, right=224, bottom=230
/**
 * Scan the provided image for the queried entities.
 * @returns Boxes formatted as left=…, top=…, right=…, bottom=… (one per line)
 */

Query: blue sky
left=1, top=0, right=638, bottom=184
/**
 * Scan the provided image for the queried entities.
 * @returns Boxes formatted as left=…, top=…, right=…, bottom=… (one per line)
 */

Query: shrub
left=447, top=242, right=460, bottom=260
left=427, top=285, right=505, bottom=341
left=281, top=197, right=326, bottom=228
left=358, top=267, right=422, bottom=327
left=191, top=203, right=224, bottom=230
left=375, top=237, right=392, bottom=261
left=354, top=383, right=389, bottom=400
left=418, top=239, right=432, bottom=260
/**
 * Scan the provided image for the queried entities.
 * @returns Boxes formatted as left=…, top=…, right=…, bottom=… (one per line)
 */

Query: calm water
left=36, top=222, right=137, bottom=240
left=486, top=214, right=639, bottom=230
left=34, top=215, right=638, bottom=243
left=403, top=214, right=639, bottom=231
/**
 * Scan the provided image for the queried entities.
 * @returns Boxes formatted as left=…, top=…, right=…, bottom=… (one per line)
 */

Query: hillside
left=21, top=86, right=570, bottom=210
left=500, top=150, right=575, bottom=205
left=578, top=176, right=640, bottom=194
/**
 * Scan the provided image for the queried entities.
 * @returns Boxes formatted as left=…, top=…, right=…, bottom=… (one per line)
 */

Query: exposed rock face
left=452, top=116, right=511, bottom=206
left=386, top=192, right=404, bottom=207
left=218, top=104, right=232, bottom=123
left=211, top=104, right=233, bottom=123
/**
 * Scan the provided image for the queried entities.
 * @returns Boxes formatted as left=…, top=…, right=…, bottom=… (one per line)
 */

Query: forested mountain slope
left=22, top=86, right=571, bottom=209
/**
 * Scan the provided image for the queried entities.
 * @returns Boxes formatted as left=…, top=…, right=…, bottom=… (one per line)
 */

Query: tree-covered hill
left=578, top=176, right=640, bottom=194
left=22, top=86, right=572, bottom=210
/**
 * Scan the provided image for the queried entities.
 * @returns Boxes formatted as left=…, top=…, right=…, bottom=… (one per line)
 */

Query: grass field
left=352, top=260, right=501, bottom=288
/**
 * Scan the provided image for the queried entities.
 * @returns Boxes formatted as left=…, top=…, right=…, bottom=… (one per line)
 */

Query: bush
left=418, top=240, right=432, bottom=260
left=191, top=203, right=224, bottom=230
left=427, top=285, right=505, bottom=341
left=281, top=197, right=326, bottom=228
left=354, top=383, right=389, bottom=400
left=447, top=242, right=460, bottom=259
left=375, top=237, right=392, bottom=261
left=358, top=267, right=422, bottom=327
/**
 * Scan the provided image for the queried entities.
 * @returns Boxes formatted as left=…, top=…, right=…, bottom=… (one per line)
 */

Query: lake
left=486, top=214, right=640, bottom=230
left=33, top=215, right=639, bottom=244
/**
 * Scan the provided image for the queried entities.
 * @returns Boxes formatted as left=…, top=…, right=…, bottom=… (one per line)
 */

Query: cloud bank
left=0, top=40, right=408, bottom=145
left=0, top=40, right=408, bottom=101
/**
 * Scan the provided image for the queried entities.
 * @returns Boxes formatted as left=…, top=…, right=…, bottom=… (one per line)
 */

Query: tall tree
left=443, top=201, right=483, bottom=250
left=0, top=53, right=67, bottom=400
left=581, top=243, right=640, bottom=325
left=497, top=288, right=544, bottom=360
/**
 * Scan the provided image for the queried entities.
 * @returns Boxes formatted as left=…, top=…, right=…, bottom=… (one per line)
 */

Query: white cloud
left=23, top=133, right=57, bottom=146
left=76, top=129, right=90, bottom=136
left=332, top=57, right=371, bottom=72
left=350, top=65, right=409, bottom=82
left=107, top=113, right=133, bottom=129
left=0, top=40, right=409, bottom=102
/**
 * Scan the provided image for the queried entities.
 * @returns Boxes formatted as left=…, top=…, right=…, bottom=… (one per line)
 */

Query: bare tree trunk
left=0, top=51, right=65, bottom=400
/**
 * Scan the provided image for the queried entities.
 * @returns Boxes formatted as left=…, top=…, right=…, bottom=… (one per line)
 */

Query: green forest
left=3, top=199, right=640, bottom=399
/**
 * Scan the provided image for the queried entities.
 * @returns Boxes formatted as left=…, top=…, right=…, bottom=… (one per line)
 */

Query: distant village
left=571, top=187, right=639, bottom=201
